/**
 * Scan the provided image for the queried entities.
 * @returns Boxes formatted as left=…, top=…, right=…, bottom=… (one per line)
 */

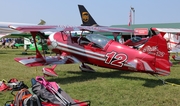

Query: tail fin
left=38, top=19, right=46, bottom=25
left=78, top=5, right=99, bottom=26
left=139, top=34, right=170, bottom=76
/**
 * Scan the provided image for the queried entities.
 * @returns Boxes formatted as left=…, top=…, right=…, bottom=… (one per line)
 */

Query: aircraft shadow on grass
left=48, top=70, right=180, bottom=88
left=165, top=78, right=180, bottom=85
left=15, top=52, right=36, bottom=55
left=15, top=51, right=52, bottom=56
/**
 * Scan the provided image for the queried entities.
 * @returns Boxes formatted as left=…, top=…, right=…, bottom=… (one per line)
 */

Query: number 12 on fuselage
left=105, top=51, right=128, bottom=67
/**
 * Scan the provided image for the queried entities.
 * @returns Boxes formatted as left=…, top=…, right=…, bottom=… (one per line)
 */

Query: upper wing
left=0, top=25, right=21, bottom=36
left=80, top=26, right=134, bottom=33
left=9, top=25, right=134, bottom=33
left=0, top=34, right=9, bottom=38
left=151, top=28, right=180, bottom=33
left=0, top=20, right=46, bottom=38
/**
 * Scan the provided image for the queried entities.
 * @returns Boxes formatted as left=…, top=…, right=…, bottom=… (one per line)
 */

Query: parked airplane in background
left=78, top=4, right=148, bottom=48
left=8, top=24, right=171, bottom=77
left=151, top=28, right=180, bottom=61
left=78, top=4, right=125, bottom=42
left=78, top=5, right=99, bottom=26
left=0, top=19, right=46, bottom=52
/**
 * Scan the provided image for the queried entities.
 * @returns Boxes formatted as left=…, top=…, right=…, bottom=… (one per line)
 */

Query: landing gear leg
left=79, top=63, right=95, bottom=72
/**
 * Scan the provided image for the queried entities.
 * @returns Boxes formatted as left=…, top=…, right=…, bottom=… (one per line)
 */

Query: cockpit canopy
left=79, top=34, right=111, bottom=48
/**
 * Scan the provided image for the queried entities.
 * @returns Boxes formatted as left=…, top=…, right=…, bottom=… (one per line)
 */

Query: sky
left=0, top=0, right=179, bottom=26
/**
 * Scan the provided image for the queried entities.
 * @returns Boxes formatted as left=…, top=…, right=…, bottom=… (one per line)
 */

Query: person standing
left=119, top=36, right=124, bottom=44
left=9, top=39, right=16, bottom=49
left=1, top=38, right=6, bottom=49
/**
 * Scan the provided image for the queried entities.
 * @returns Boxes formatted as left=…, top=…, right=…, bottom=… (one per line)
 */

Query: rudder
left=139, top=34, right=171, bottom=76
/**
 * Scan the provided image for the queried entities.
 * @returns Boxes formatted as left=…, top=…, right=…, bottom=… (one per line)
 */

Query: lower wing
left=14, top=55, right=80, bottom=67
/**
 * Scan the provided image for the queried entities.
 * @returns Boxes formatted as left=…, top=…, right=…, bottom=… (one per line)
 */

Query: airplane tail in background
left=78, top=5, right=99, bottom=26
left=38, top=19, right=46, bottom=25
left=139, top=34, right=171, bottom=76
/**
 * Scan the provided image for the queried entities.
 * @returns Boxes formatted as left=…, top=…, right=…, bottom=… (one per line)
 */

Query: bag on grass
left=36, top=76, right=76, bottom=105
left=31, top=79, right=63, bottom=105
left=11, top=81, right=29, bottom=91
left=33, top=76, right=90, bottom=106
left=7, top=78, right=19, bottom=90
left=13, top=88, right=31, bottom=106
left=0, top=82, right=9, bottom=91
left=23, top=94, right=42, bottom=106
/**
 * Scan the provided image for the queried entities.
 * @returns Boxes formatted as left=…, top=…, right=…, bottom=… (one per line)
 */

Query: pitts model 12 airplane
left=9, top=25, right=171, bottom=77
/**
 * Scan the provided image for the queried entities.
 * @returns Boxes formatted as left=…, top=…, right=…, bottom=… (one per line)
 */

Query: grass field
left=1, top=48, right=180, bottom=106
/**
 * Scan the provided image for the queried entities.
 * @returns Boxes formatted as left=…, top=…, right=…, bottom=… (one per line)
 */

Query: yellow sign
left=82, top=12, right=89, bottom=22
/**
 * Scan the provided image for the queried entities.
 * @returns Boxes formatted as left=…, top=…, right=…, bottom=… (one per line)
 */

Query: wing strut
left=113, top=32, right=120, bottom=42
left=31, top=32, right=46, bottom=62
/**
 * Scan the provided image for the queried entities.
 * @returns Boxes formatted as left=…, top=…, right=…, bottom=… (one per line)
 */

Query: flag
left=128, top=10, right=132, bottom=26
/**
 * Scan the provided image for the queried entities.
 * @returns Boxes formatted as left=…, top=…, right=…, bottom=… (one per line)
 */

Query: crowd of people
left=0, top=38, right=23, bottom=49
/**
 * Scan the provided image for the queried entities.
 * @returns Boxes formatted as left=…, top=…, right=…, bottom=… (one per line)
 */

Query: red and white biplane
left=9, top=25, right=171, bottom=77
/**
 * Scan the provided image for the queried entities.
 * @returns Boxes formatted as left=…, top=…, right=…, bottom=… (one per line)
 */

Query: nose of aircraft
left=47, top=32, right=58, bottom=50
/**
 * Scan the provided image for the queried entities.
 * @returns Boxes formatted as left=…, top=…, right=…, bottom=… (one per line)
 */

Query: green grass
left=1, top=48, right=180, bottom=106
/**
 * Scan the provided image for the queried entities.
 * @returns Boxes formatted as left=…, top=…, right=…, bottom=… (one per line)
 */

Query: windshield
left=85, top=34, right=111, bottom=48
left=131, top=37, right=142, bottom=43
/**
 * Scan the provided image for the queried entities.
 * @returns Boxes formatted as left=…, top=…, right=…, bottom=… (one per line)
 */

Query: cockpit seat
left=77, top=37, right=90, bottom=45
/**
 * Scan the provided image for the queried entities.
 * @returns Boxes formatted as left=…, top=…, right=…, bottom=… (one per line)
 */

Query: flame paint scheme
left=9, top=25, right=171, bottom=76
